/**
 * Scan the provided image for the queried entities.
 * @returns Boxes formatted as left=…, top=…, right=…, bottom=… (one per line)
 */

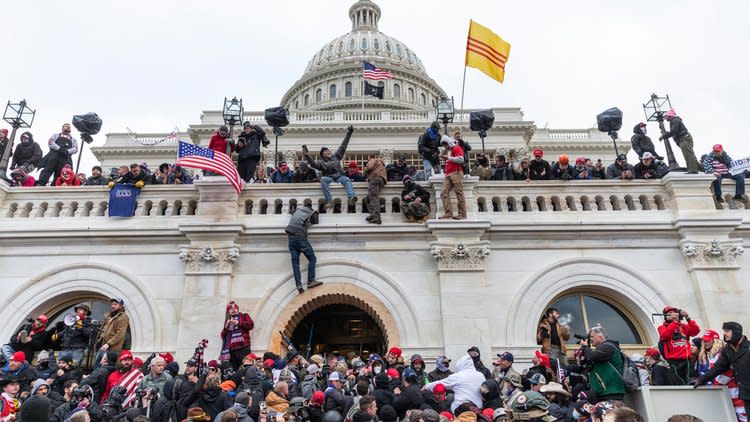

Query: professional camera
left=136, top=387, right=159, bottom=403
left=573, top=333, right=588, bottom=341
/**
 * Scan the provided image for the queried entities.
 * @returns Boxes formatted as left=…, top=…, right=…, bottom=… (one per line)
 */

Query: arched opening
left=329, top=84, right=337, bottom=99
left=345, top=82, right=353, bottom=97
left=289, top=304, right=387, bottom=358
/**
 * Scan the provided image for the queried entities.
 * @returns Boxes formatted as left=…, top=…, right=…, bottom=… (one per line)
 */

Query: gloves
left=107, top=181, right=115, bottom=189
left=75, top=320, right=83, bottom=329
left=134, top=180, right=145, bottom=189
left=347, top=125, right=354, bottom=134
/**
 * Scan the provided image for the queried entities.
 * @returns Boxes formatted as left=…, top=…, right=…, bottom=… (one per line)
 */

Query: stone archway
left=267, top=283, right=399, bottom=354
left=0, top=262, right=163, bottom=353
left=506, top=257, right=668, bottom=347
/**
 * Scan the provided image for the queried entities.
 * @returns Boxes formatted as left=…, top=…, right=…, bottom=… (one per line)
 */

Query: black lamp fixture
left=436, top=96, right=455, bottom=135
left=643, top=93, right=678, bottom=169
left=222, top=97, right=243, bottom=155
left=0, top=99, right=36, bottom=180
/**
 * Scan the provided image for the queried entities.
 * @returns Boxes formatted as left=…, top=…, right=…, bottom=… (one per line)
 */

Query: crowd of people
left=1, top=297, right=744, bottom=422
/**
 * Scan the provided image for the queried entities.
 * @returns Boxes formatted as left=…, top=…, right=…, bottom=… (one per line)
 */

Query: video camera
left=136, top=387, right=159, bottom=402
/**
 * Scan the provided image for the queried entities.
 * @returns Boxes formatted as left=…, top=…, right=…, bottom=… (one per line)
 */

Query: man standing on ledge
left=286, top=203, right=324, bottom=294
left=94, top=298, right=130, bottom=369
left=439, top=135, right=466, bottom=220
left=303, top=125, right=356, bottom=211
left=660, top=108, right=699, bottom=174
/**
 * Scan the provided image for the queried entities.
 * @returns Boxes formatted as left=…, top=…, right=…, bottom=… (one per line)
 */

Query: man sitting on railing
left=386, top=155, right=410, bottom=182
left=84, top=166, right=109, bottom=186
left=703, top=144, right=745, bottom=203
left=302, top=125, right=356, bottom=210
left=401, top=176, right=431, bottom=223
left=418, top=122, right=442, bottom=179
left=270, top=162, right=293, bottom=184
left=634, top=153, right=661, bottom=180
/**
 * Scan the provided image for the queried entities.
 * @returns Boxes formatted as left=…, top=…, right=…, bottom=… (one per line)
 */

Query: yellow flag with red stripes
left=465, top=20, right=511, bottom=83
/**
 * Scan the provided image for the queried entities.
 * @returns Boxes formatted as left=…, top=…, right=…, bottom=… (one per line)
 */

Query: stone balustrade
left=0, top=174, right=732, bottom=224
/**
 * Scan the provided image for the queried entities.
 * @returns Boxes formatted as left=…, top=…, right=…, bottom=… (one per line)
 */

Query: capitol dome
left=281, top=0, right=446, bottom=111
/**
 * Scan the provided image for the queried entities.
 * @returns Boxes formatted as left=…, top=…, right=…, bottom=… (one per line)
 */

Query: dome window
left=304, top=94, right=310, bottom=107
left=345, top=82, right=353, bottom=97
left=315, top=88, right=322, bottom=103
left=406, top=50, right=413, bottom=64
left=420, top=93, right=426, bottom=105
left=373, top=38, right=380, bottom=51
left=327, top=44, right=334, bottom=58
left=396, top=44, right=402, bottom=58
left=385, top=41, right=392, bottom=53
left=361, top=38, right=368, bottom=50
left=393, top=83, right=401, bottom=99
left=337, top=41, right=344, bottom=54
left=330, top=84, right=337, bottom=99
left=349, top=39, right=356, bottom=53
left=408, top=87, right=415, bottom=102
left=294, top=100, right=299, bottom=109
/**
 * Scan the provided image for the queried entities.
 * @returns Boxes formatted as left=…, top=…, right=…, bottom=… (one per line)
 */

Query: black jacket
left=192, top=386, right=232, bottom=420
left=236, top=126, right=269, bottom=160
left=664, top=117, right=690, bottom=142
left=305, top=129, right=353, bottom=178
left=80, top=364, right=115, bottom=403
left=491, top=164, right=514, bottom=181
left=701, top=336, right=750, bottom=400
left=401, top=182, right=430, bottom=204
left=418, top=131, right=440, bottom=163
left=51, top=366, right=83, bottom=396
left=61, top=317, right=94, bottom=349
left=529, top=159, right=551, bottom=180
left=386, top=163, right=410, bottom=182
left=630, top=124, right=656, bottom=157
left=84, top=174, right=109, bottom=186
left=11, top=134, right=43, bottom=169
left=392, top=383, right=424, bottom=418
left=634, top=161, right=660, bottom=179
left=551, top=163, right=575, bottom=180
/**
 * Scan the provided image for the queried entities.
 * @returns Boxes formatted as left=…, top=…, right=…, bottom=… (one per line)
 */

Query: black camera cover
left=469, top=110, right=495, bottom=132
left=265, top=107, right=289, bottom=128
left=72, top=113, right=103, bottom=135
left=596, top=107, right=623, bottom=132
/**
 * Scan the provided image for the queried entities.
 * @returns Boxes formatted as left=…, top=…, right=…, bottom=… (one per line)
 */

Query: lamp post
left=222, top=97, right=243, bottom=156
left=0, top=99, right=36, bottom=181
left=643, top=93, right=679, bottom=170
left=436, top=96, right=455, bottom=136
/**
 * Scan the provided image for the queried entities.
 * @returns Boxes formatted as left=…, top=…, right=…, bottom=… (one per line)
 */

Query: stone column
left=428, top=220, right=492, bottom=361
left=175, top=176, right=244, bottom=361
left=665, top=173, right=745, bottom=328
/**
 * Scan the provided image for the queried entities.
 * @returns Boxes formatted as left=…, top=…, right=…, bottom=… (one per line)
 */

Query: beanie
left=19, top=395, right=51, bottom=422
left=12, top=351, right=26, bottom=362
left=320, top=147, right=330, bottom=157
left=106, top=350, right=119, bottom=365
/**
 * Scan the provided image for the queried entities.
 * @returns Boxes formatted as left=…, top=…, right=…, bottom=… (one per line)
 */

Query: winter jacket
left=418, top=129, right=441, bottom=163
left=80, top=364, right=114, bottom=403
left=634, top=161, right=660, bottom=179
left=11, top=134, right=42, bottom=169
left=365, top=158, right=388, bottom=184
left=193, top=386, right=233, bottom=420
left=300, top=374, right=321, bottom=400
left=167, top=172, right=194, bottom=184
left=630, top=124, right=656, bottom=157
left=700, top=336, right=750, bottom=400
left=98, top=309, right=130, bottom=351
left=285, top=206, right=319, bottom=237
left=480, top=379, right=503, bottom=410
left=605, top=162, right=635, bottom=179
left=457, top=139, right=472, bottom=174
left=385, top=162, right=409, bottom=182
left=305, top=129, right=353, bottom=178
left=292, top=168, right=318, bottom=183
left=323, top=386, right=352, bottom=415
left=271, top=169, right=293, bottom=183
left=51, top=401, right=103, bottom=422
left=48, top=133, right=78, bottom=158
left=574, top=166, right=593, bottom=180
left=373, top=373, right=394, bottom=413
left=658, top=319, right=700, bottom=360
left=470, top=164, right=492, bottom=180
left=582, top=340, right=625, bottom=398
left=401, top=182, right=430, bottom=204
left=529, top=159, right=551, bottom=180
left=0, top=361, right=38, bottom=392
left=536, top=319, right=570, bottom=355
left=139, top=371, right=173, bottom=396
left=51, top=366, right=83, bottom=395
left=84, top=174, right=109, bottom=186
left=551, top=163, right=575, bottom=180
left=491, top=164, right=514, bottom=181
left=61, top=317, right=94, bottom=349
left=265, top=390, right=289, bottom=413
left=424, top=355, right=484, bottom=412
left=220, top=313, right=255, bottom=351
left=236, top=126, right=268, bottom=160
left=664, top=116, right=690, bottom=142
left=215, top=404, right=254, bottom=422
left=392, top=383, right=424, bottom=418
left=209, top=133, right=234, bottom=155
left=427, top=367, right=453, bottom=383
left=703, top=151, right=733, bottom=175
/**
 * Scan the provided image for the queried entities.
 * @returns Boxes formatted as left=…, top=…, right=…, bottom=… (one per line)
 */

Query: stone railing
left=0, top=174, right=723, bottom=223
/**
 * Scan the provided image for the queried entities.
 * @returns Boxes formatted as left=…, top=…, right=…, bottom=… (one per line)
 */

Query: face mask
left=640, top=126, right=647, bottom=135
left=373, top=366, right=382, bottom=374
left=571, top=409, right=581, bottom=419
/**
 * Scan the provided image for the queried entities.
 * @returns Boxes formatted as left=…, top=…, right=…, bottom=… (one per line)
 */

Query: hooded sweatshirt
left=630, top=124, right=656, bottom=157
left=12, top=132, right=43, bottom=169
left=424, top=355, right=484, bottom=412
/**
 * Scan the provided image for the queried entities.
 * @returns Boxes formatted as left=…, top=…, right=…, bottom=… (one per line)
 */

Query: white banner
left=730, top=157, right=750, bottom=175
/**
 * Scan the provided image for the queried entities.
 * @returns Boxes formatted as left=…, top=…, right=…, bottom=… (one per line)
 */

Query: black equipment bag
left=469, top=110, right=495, bottom=132
left=264, top=107, right=290, bottom=128
left=596, top=107, right=623, bottom=132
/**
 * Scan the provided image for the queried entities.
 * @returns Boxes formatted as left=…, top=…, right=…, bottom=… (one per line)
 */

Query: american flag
left=363, top=61, right=393, bottom=80
left=556, top=358, right=566, bottom=384
left=118, top=368, right=145, bottom=408
left=176, top=141, right=243, bottom=193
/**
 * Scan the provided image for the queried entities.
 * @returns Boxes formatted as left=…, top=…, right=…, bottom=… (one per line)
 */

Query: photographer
left=236, top=122, right=269, bottom=183
left=579, top=326, right=625, bottom=402
left=38, top=123, right=79, bottom=186
left=658, top=306, right=700, bottom=385
left=536, top=307, right=571, bottom=369
left=51, top=385, right=103, bottom=422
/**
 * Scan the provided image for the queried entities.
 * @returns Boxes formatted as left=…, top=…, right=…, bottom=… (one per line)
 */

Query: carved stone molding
left=379, top=148, right=394, bottom=164
left=680, top=239, right=744, bottom=270
left=431, top=242, right=490, bottom=272
left=179, top=245, right=240, bottom=274
left=282, top=150, right=298, bottom=168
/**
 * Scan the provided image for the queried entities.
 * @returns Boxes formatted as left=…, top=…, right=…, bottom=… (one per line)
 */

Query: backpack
left=608, top=351, right=642, bottom=393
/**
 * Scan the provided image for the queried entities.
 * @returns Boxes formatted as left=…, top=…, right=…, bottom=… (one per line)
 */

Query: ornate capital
left=379, top=148, right=394, bottom=164
left=179, top=245, right=240, bottom=274
left=431, top=242, right=490, bottom=272
left=282, top=150, right=298, bottom=168
left=680, top=239, right=744, bottom=270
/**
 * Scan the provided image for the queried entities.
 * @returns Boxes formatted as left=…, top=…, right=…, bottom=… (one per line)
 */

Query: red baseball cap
left=263, top=359, right=275, bottom=368
left=702, top=330, right=720, bottom=342
left=644, top=348, right=660, bottom=358
left=534, top=350, right=551, bottom=368
left=388, top=347, right=402, bottom=357
left=133, top=357, right=144, bottom=368
left=159, top=352, right=174, bottom=363
left=119, top=350, right=133, bottom=361
left=433, top=383, right=447, bottom=394
left=11, top=351, right=25, bottom=362
left=37, top=315, right=49, bottom=324
left=533, top=148, right=543, bottom=157
left=386, top=368, right=399, bottom=379
left=208, top=360, right=220, bottom=369
left=245, top=353, right=259, bottom=361
left=713, top=144, right=723, bottom=153
left=440, top=412, right=454, bottom=421
left=482, top=408, right=495, bottom=420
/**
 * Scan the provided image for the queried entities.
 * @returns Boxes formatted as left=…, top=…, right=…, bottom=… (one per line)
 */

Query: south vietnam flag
left=465, top=20, right=511, bottom=83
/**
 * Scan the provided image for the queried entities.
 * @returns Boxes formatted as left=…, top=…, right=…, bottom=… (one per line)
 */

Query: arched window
left=420, top=93, right=426, bottom=105
left=373, top=38, right=380, bottom=51
left=393, top=84, right=401, bottom=99
left=546, top=294, right=643, bottom=344
left=304, top=94, right=310, bottom=106
left=329, top=84, right=337, bottom=99
left=345, top=82, right=353, bottom=97
left=349, top=39, right=356, bottom=53
left=294, top=100, right=299, bottom=109
left=408, top=87, right=415, bottom=102
left=385, top=41, right=392, bottom=53
left=315, top=88, right=322, bottom=103
left=396, top=44, right=402, bottom=58
left=337, top=41, right=344, bottom=54
left=361, top=38, right=368, bottom=50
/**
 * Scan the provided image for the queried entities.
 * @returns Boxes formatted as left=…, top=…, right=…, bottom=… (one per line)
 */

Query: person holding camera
left=536, top=308, right=571, bottom=369
left=579, top=326, right=625, bottom=402
left=236, top=122, right=270, bottom=183
left=658, top=306, right=700, bottom=385
left=139, top=356, right=173, bottom=397
left=37, top=123, right=79, bottom=186
left=606, top=155, right=635, bottom=180
left=634, top=152, right=661, bottom=180
left=220, top=302, right=255, bottom=372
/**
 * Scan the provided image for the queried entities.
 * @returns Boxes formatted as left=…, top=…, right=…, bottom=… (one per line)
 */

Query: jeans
left=1, top=344, right=15, bottom=362
left=713, top=173, right=745, bottom=198
left=58, top=348, right=85, bottom=366
left=288, top=236, right=317, bottom=288
left=423, top=160, right=441, bottom=178
left=320, top=175, right=355, bottom=203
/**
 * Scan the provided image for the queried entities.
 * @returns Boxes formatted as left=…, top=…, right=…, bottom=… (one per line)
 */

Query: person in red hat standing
left=658, top=306, right=700, bottom=385
left=385, top=347, right=404, bottom=375
left=220, top=301, right=255, bottom=371
left=703, top=143, right=745, bottom=202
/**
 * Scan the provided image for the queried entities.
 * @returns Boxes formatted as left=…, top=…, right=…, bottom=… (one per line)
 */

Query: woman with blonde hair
left=252, top=165, right=270, bottom=184
left=697, top=329, right=746, bottom=422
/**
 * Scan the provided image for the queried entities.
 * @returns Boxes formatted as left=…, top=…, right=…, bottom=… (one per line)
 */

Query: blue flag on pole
left=108, top=184, right=140, bottom=217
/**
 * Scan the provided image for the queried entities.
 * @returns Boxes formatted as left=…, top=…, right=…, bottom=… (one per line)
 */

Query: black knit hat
left=320, top=147, right=330, bottom=157
left=19, top=395, right=51, bottom=422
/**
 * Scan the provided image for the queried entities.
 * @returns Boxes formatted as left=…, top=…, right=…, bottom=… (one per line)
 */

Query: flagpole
left=459, top=64, right=468, bottom=122
left=361, top=78, right=365, bottom=113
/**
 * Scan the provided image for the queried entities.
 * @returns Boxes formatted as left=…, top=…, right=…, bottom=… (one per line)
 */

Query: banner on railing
left=730, top=157, right=750, bottom=175
left=108, top=184, right=140, bottom=217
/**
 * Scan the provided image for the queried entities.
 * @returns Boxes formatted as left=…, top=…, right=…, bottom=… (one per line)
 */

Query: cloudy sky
left=2, top=0, right=748, bottom=171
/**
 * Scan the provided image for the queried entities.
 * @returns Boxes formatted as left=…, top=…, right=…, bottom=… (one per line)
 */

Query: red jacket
left=658, top=319, right=700, bottom=360
left=101, top=369, right=126, bottom=403
left=445, top=145, right=464, bottom=175
left=220, top=313, right=255, bottom=351
left=209, top=133, right=234, bottom=155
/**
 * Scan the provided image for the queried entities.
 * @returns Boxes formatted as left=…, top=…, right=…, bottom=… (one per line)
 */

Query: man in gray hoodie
left=285, top=204, right=324, bottom=294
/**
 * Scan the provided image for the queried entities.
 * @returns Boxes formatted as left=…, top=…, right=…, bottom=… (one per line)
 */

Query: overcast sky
left=2, top=0, right=748, bottom=172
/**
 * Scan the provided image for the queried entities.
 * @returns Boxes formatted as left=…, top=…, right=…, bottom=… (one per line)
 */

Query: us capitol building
left=0, top=0, right=747, bottom=373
